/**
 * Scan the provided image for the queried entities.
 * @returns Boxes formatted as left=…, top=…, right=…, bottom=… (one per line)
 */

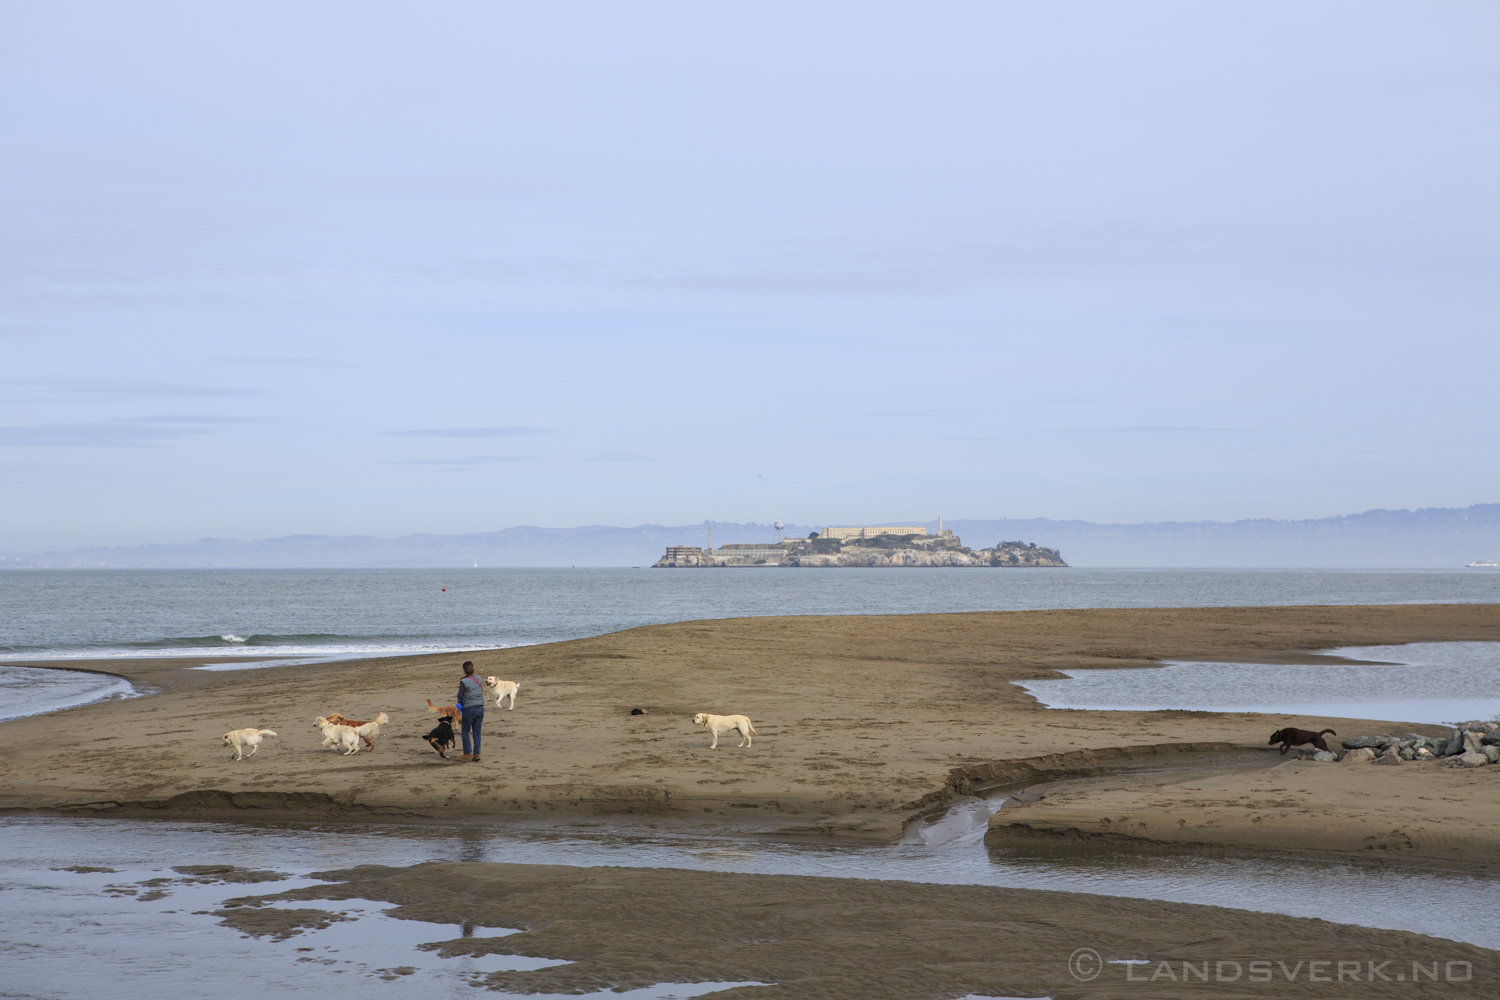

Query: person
left=454, top=660, right=486, bottom=762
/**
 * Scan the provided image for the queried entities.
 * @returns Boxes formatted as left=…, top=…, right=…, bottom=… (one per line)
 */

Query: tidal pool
left=1, top=809, right=1491, bottom=1000
left=1014, top=641, right=1500, bottom=724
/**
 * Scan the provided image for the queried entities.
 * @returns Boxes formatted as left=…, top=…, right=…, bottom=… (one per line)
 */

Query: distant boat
left=1467, top=559, right=1498, bottom=568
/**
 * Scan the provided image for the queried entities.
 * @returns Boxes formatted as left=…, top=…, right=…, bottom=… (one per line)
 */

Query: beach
left=3, top=603, right=1498, bottom=997
left=2, top=604, right=1495, bottom=843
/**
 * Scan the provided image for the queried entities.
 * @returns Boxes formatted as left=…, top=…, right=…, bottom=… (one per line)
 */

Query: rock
left=1311, top=750, right=1336, bottom=762
left=1414, top=747, right=1436, bottom=760
left=1464, top=721, right=1487, bottom=732
left=1342, top=747, right=1377, bottom=763
left=1457, top=752, right=1489, bottom=768
left=1484, top=746, right=1500, bottom=764
left=1398, top=746, right=1416, bottom=761
left=1441, top=730, right=1465, bottom=756
left=1374, top=749, right=1403, bottom=765
left=1400, top=732, right=1427, bottom=743
left=1482, top=732, right=1500, bottom=746
left=1483, top=722, right=1498, bottom=734
left=1341, top=736, right=1385, bottom=750
left=1464, top=732, right=1486, bottom=753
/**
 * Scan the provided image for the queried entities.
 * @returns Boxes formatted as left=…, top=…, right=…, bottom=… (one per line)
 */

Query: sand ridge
left=988, top=755, right=1500, bottom=868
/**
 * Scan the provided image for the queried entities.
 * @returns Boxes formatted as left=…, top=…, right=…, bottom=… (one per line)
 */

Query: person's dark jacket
left=456, top=674, right=485, bottom=712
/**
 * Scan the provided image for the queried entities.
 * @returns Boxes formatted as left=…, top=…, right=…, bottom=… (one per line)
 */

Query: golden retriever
left=313, top=717, right=361, bottom=755
left=483, top=676, right=520, bottom=710
left=324, top=712, right=389, bottom=750
left=692, top=712, right=756, bottom=749
left=223, top=728, right=276, bottom=761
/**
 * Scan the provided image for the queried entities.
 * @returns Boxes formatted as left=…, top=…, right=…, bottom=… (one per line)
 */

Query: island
left=653, top=525, right=1067, bottom=568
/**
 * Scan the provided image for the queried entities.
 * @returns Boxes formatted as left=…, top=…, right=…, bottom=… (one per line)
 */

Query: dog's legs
left=246, top=743, right=257, bottom=758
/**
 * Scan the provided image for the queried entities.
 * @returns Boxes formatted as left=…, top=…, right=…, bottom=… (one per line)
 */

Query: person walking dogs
left=455, top=660, right=486, bottom=762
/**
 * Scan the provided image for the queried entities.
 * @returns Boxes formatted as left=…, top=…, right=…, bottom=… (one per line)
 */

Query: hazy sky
left=2, top=2, right=1496, bottom=551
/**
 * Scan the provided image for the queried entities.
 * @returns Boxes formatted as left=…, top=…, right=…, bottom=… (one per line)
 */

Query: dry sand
left=209, top=861, right=1497, bottom=999
left=1, top=604, right=1495, bottom=849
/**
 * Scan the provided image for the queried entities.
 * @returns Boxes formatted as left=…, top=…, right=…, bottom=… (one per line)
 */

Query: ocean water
left=2, top=566, right=1496, bottom=660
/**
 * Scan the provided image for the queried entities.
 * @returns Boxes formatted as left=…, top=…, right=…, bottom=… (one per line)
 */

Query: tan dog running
left=425, top=699, right=460, bottom=723
left=483, top=676, right=520, bottom=710
left=222, top=728, right=276, bottom=761
left=313, top=717, right=361, bottom=755
left=692, top=712, right=756, bottom=749
left=324, top=712, right=389, bottom=750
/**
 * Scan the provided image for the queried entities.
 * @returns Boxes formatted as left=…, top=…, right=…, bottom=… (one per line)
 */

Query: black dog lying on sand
left=425, top=718, right=457, bottom=758
left=1269, top=727, right=1337, bottom=754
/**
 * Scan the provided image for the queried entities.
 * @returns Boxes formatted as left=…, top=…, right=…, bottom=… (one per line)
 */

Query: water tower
left=773, top=520, right=785, bottom=543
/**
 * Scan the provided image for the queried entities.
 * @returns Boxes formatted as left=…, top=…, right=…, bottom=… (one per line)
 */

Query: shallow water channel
left=3, top=780, right=1493, bottom=1000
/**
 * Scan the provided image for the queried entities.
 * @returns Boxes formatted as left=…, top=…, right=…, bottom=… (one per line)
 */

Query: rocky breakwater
left=1283, top=720, right=1500, bottom=768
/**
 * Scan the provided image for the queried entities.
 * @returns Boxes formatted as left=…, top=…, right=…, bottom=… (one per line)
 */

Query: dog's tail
left=259, top=730, right=278, bottom=737
left=426, top=699, right=442, bottom=713
left=1318, top=728, right=1336, bottom=736
left=373, top=713, right=389, bottom=725
left=749, top=722, right=757, bottom=735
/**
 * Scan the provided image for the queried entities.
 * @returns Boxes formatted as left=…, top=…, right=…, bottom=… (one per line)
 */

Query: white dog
left=313, top=717, right=361, bottom=755
left=323, top=712, right=389, bottom=750
left=483, top=676, right=520, bottom=710
left=223, top=728, right=276, bottom=761
left=693, top=712, right=756, bottom=749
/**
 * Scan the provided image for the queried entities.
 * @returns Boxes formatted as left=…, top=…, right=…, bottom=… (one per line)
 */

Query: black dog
left=1268, top=727, right=1336, bottom=754
left=424, top=718, right=457, bottom=758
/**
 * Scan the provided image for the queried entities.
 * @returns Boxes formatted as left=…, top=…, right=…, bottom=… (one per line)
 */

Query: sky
left=2, top=1, right=1496, bottom=552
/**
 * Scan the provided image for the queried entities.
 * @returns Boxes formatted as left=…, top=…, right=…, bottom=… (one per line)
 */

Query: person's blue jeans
left=461, top=706, right=484, bottom=756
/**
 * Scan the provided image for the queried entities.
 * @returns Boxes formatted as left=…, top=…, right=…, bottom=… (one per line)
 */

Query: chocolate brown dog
left=1269, top=727, right=1336, bottom=754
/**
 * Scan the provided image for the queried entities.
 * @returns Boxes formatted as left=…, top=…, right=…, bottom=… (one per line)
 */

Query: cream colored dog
left=323, top=712, right=389, bottom=750
left=223, top=728, right=276, bottom=760
left=483, top=676, right=520, bottom=710
left=693, top=712, right=755, bottom=749
left=313, top=717, right=361, bottom=755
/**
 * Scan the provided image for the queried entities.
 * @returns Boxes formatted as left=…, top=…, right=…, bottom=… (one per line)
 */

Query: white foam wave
left=219, top=634, right=247, bottom=643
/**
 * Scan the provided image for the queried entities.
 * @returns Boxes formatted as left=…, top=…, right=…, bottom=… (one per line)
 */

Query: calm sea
left=2, top=567, right=1496, bottom=660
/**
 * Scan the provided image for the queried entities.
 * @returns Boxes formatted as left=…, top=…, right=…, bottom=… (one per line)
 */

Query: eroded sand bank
left=989, top=756, right=1500, bottom=868
left=215, top=861, right=1496, bottom=999
left=1, top=604, right=1495, bottom=850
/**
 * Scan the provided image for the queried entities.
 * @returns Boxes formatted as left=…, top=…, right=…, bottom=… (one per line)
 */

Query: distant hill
left=3, top=505, right=1498, bottom=568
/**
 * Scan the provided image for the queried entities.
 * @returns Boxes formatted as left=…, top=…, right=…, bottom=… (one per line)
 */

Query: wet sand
left=215, top=861, right=1497, bottom=998
left=0, top=604, right=1495, bottom=848
left=989, top=756, right=1500, bottom=869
